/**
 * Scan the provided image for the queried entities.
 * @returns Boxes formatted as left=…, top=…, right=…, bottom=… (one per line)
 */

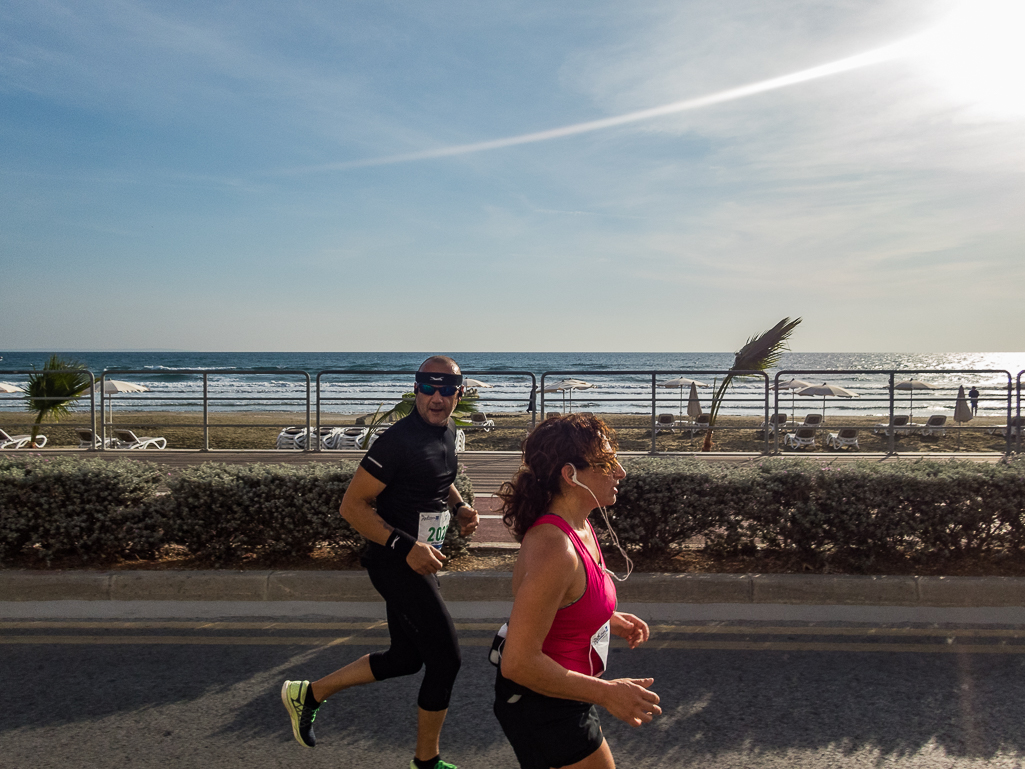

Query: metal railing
left=1, top=366, right=1022, bottom=455
left=314, top=370, right=537, bottom=451
left=773, top=369, right=1015, bottom=455
left=539, top=370, right=771, bottom=453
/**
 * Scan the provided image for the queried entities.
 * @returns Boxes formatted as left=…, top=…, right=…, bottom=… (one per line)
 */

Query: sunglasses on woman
left=417, top=383, right=461, bottom=397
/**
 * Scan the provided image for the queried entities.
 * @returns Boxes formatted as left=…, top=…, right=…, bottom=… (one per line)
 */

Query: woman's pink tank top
left=531, top=513, right=617, bottom=677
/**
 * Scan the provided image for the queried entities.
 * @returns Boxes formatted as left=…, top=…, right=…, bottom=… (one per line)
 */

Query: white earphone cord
left=574, top=475, right=633, bottom=582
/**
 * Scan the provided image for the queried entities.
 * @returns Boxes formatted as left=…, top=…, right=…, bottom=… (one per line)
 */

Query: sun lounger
left=276, top=426, right=306, bottom=449
left=470, top=412, right=495, bottom=432
left=986, top=416, right=1023, bottom=438
left=0, top=428, right=46, bottom=449
left=919, top=415, right=947, bottom=437
left=685, top=414, right=711, bottom=437
left=656, top=413, right=676, bottom=434
left=872, top=415, right=911, bottom=435
left=327, top=427, right=368, bottom=450
left=784, top=427, right=817, bottom=450
left=113, top=429, right=167, bottom=450
left=76, top=428, right=114, bottom=448
left=800, top=414, right=824, bottom=428
left=759, top=413, right=788, bottom=436
left=827, top=428, right=860, bottom=450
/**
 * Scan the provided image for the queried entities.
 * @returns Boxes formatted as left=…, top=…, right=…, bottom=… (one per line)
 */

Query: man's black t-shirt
left=359, top=408, right=457, bottom=567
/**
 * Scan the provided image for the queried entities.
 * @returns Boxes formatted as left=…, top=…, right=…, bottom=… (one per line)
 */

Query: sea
left=1, top=351, right=1023, bottom=418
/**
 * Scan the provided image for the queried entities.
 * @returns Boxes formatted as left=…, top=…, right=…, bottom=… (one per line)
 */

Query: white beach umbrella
left=542, top=379, right=594, bottom=413
left=796, top=382, right=859, bottom=423
left=659, top=377, right=710, bottom=417
left=895, top=379, right=940, bottom=422
left=774, top=378, right=812, bottom=424
left=954, top=385, right=973, bottom=450
left=463, top=378, right=493, bottom=388
left=91, top=379, right=150, bottom=424
left=0, top=382, right=24, bottom=393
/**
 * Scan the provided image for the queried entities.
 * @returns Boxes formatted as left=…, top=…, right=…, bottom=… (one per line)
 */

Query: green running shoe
left=281, top=680, right=320, bottom=748
left=408, top=761, right=457, bottom=769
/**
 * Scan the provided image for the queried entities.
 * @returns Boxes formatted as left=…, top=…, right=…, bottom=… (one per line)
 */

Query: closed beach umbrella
left=895, top=379, right=940, bottom=422
left=954, top=385, right=973, bottom=450
left=659, top=376, right=710, bottom=417
left=774, top=378, right=812, bottom=424
left=0, top=382, right=24, bottom=393
left=687, top=382, right=704, bottom=419
left=796, top=382, right=859, bottom=423
left=543, top=379, right=594, bottom=413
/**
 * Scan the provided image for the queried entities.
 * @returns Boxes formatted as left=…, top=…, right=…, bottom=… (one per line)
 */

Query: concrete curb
left=1, top=570, right=1024, bottom=607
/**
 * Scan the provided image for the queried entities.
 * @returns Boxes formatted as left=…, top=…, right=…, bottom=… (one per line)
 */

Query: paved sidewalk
left=3, top=570, right=1025, bottom=610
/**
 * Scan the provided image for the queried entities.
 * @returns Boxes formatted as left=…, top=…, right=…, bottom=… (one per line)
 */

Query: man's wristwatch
left=453, top=501, right=470, bottom=513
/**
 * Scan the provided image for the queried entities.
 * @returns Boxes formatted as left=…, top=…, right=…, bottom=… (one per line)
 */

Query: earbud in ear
left=570, top=466, right=580, bottom=486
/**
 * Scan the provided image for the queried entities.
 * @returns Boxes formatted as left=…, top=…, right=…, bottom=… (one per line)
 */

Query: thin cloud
left=304, top=32, right=928, bottom=172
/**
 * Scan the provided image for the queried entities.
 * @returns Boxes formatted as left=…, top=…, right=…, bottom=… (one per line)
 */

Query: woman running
left=493, top=414, right=660, bottom=769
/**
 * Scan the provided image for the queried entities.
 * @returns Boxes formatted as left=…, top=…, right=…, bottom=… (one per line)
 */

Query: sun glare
left=914, top=0, right=1025, bottom=118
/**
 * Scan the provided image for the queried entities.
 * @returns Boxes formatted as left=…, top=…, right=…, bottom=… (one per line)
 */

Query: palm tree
left=359, top=392, right=479, bottom=449
left=24, top=355, right=92, bottom=447
left=702, top=317, right=802, bottom=451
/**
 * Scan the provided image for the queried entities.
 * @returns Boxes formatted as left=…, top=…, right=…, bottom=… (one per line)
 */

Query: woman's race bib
left=590, top=620, right=611, bottom=675
left=417, top=511, right=451, bottom=550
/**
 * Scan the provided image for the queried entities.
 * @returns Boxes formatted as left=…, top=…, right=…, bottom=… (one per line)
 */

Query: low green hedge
left=615, top=456, right=1025, bottom=568
left=0, top=456, right=165, bottom=564
left=0, top=457, right=475, bottom=566
left=4, top=454, right=1023, bottom=570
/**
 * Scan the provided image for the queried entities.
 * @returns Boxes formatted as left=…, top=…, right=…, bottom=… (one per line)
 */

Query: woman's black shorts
left=493, top=671, right=604, bottom=769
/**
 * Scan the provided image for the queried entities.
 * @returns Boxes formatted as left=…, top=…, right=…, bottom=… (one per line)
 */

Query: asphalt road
left=4, top=614, right=1025, bottom=769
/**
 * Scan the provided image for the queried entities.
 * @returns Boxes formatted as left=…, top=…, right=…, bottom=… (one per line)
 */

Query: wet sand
left=3, top=410, right=1017, bottom=454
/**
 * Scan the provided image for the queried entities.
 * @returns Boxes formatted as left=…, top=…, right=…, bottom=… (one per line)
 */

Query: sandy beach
left=3, top=410, right=1018, bottom=454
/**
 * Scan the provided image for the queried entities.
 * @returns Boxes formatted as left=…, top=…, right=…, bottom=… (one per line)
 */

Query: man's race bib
left=590, top=620, right=611, bottom=675
left=418, top=511, right=451, bottom=550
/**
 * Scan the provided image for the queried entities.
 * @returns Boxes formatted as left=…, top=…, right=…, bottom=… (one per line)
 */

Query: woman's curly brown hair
left=497, top=414, right=619, bottom=542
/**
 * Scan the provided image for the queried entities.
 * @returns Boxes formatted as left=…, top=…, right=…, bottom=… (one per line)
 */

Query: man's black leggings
left=366, top=564, right=461, bottom=712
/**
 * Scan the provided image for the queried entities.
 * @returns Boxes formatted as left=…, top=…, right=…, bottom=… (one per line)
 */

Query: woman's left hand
left=611, top=612, right=650, bottom=649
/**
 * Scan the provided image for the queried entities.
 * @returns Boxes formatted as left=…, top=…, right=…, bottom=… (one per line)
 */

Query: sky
left=2, top=0, right=1023, bottom=353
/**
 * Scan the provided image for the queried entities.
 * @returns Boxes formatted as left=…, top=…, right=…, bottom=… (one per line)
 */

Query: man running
left=282, top=355, right=479, bottom=769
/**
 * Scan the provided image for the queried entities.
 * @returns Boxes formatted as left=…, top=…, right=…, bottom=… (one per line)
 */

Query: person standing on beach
left=282, top=355, right=479, bottom=769
left=969, top=385, right=980, bottom=415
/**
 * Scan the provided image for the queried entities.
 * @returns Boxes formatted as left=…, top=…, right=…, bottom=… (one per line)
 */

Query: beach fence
left=539, top=369, right=773, bottom=454
left=0, top=369, right=98, bottom=447
left=314, top=369, right=538, bottom=452
left=773, top=368, right=1019, bottom=455
left=1, top=366, right=1022, bottom=455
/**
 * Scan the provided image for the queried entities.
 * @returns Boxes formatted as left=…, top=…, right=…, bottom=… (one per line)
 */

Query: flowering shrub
left=618, top=456, right=1025, bottom=567
left=0, top=456, right=164, bottom=564
left=0, top=458, right=475, bottom=566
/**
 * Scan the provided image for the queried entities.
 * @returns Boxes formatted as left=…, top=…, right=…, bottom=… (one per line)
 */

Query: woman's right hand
left=601, top=677, right=661, bottom=726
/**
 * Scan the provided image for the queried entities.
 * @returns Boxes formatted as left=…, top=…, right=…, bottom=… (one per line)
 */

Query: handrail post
left=888, top=372, right=895, bottom=455
left=306, top=374, right=313, bottom=453
left=763, top=374, right=769, bottom=455
left=202, top=373, right=209, bottom=451
left=314, top=373, right=321, bottom=453
left=650, top=373, right=657, bottom=455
